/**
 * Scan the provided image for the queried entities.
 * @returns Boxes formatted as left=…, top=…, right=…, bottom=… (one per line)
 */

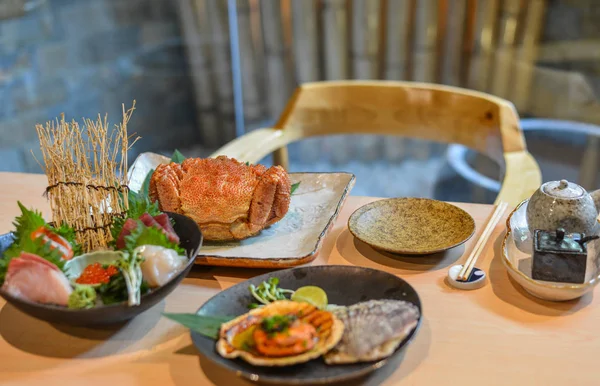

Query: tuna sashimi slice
left=116, top=213, right=181, bottom=249
left=1, top=252, right=72, bottom=306
left=140, top=213, right=161, bottom=229
left=116, top=218, right=140, bottom=249
left=153, top=213, right=180, bottom=244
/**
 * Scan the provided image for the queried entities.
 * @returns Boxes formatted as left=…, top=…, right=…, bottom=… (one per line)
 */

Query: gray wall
left=0, top=0, right=200, bottom=173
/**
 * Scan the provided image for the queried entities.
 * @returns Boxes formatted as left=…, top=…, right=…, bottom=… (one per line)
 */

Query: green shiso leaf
left=52, top=222, right=81, bottom=257
left=0, top=202, right=72, bottom=284
left=170, top=150, right=186, bottom=164
left=139, top=168, right=154, bottom=199
left=162, top=313, right=234, bottom=339
left=110, top=188, right=161, bottom=245
left=291, top=182, right=300, bottom=195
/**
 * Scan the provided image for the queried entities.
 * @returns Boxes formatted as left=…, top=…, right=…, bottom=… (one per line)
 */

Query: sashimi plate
left=129, top=152, right=355, bottom=268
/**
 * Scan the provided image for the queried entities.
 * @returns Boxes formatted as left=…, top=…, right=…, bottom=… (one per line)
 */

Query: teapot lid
left=542, top=179, right=584, bottom=199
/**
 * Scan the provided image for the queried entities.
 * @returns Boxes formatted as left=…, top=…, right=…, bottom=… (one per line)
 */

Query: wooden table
left=0, top=172, right=597, bottom=386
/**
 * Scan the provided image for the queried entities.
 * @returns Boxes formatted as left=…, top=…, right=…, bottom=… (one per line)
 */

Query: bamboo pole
left=206, top=0, right=236, bottom=142
left=237, top=0, right=264, bottom=123
left=321, top=0, right=351, bottom=165
left=351, top=0, right=382, bottom=162
left=291, top=0, right=320, bottom=83
left=290, top=0, right=322, bottom=166
left=490, top=0, right=521, bottom=99
left=260, top=0, right=293, bottom=120
left=383, top=0, right=411, bottom=162
left=176, top=0, right=220, bottom=147
left=384, top=0, right=411, bottom=80
left=440, top=0, right=468, bottom=86
left=351, top=0, right=381, bottom=80
left=412, top=0, right=438, bottom=83
left=512, top=0, right=546, bottom=112
left=468, top=0, right=500, bottom=92
left=411, top=0, right=438, bottom=160
left=322, top=0, right=350, bottom=80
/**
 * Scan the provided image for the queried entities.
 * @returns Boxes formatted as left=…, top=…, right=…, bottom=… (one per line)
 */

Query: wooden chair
left=210, top=81, right=541, bottom=207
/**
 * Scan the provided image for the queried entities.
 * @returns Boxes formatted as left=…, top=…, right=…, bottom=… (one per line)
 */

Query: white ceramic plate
left=502, top=200, right=600, bottom=301
left=128, top=152, right=355, bottom=268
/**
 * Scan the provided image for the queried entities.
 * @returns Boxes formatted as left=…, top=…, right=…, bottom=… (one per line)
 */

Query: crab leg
left=237, top=166, right=290, bottom=238
left=266, top=168, right=292, bottom=226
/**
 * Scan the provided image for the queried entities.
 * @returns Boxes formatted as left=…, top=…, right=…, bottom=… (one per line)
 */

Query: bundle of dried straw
left=35, top=103, right=139, bottom=252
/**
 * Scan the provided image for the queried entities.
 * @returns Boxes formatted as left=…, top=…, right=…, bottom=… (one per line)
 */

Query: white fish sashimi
left=1, top=253, right=72, bottom=306
left=138, top=245, right=187, bottom=288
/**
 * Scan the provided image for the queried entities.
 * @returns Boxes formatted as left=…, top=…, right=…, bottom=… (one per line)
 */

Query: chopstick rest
left=447, top=264, right=486, bottom=290
left=447, top=201, right=508, bottom=290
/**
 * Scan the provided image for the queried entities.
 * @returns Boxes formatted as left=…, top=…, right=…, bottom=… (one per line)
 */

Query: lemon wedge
left=291, top=286, right=328, bottom=309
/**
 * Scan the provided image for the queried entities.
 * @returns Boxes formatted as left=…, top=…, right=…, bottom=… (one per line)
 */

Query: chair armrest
left=209, top=128, right=290, bottom=163
left=496, top=150, right=541, bottom=207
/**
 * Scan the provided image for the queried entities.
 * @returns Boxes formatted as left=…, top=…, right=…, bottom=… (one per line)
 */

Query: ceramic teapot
left=527, top=179, right=600, bottom=235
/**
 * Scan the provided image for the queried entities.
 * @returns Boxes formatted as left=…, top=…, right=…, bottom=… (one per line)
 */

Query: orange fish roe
left=76, top=263, right=119, bottom=285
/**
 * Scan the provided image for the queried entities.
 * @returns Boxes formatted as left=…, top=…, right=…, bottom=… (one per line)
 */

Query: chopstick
left=457, top=201, right=508, bottom=282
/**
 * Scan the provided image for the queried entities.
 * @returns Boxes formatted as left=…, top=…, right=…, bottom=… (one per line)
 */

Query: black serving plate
left=192, top=265, right=422, bottom=384
left=0, top=212, right=202, bottom=326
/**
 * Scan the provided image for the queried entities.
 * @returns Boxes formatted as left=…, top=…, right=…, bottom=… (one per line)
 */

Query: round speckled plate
left=348, top=198, right=476, bottom=255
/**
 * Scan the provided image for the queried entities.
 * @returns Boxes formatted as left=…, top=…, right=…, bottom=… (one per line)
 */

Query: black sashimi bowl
left=0, top=212, right=202, bottom=326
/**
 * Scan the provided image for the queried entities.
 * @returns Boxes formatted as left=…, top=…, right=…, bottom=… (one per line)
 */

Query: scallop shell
left=216, top=300, right=344, bottom=367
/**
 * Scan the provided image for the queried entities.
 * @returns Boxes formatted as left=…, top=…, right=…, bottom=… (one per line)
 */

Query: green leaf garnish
left=0, top=202, right=73, bottom=284
left=171, top=150, right=186, bottom=164
left=291, top=182, right=300, bottom=195
left=162, top=313, right=234, bottom=339
left=111, top=189, right=161, bottom=245
left=98, top=272, right=129, bottom=305
left=53, top=222, right=81, bottom=257
left=139, top=168, right=154, bottom=200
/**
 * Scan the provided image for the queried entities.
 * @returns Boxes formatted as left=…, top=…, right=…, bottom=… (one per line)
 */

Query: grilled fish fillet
left=324, top=299, right=420, bottom=364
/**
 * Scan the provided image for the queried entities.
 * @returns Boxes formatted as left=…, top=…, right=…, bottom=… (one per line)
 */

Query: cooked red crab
left=149, top=156, right=291, bottom=241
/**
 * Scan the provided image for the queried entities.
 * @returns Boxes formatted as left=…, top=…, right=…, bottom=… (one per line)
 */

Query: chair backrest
left=274, top=81, right=526, bottom=167
left=211, top=80, right=541, bottom=206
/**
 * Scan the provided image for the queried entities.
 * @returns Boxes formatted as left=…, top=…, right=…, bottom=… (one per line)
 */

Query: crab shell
left=216, top=300, right=344, bottom=367
left=149, top=156, right=291, bottom=241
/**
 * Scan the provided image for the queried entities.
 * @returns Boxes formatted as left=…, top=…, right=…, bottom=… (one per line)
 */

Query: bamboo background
left=176, top=0, right=599, bottom=166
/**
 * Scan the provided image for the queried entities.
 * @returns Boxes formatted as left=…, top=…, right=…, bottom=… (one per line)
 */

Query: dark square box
left=532, top=229, right=587, bottom=284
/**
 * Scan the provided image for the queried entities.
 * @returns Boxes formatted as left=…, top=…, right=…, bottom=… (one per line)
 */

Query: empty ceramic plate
left=348, top=198, right=476, bottom=255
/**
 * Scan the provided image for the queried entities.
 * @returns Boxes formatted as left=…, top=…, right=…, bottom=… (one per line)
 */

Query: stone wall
left=0, top=0, right=200, bottom=173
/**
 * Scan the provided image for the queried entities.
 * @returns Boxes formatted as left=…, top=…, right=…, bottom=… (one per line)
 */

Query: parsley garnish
left=260, top=314, right=296, bottom=334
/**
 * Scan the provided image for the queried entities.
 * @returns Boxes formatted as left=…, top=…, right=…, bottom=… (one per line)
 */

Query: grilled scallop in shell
left=217, top=300, right=344, bottom=367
